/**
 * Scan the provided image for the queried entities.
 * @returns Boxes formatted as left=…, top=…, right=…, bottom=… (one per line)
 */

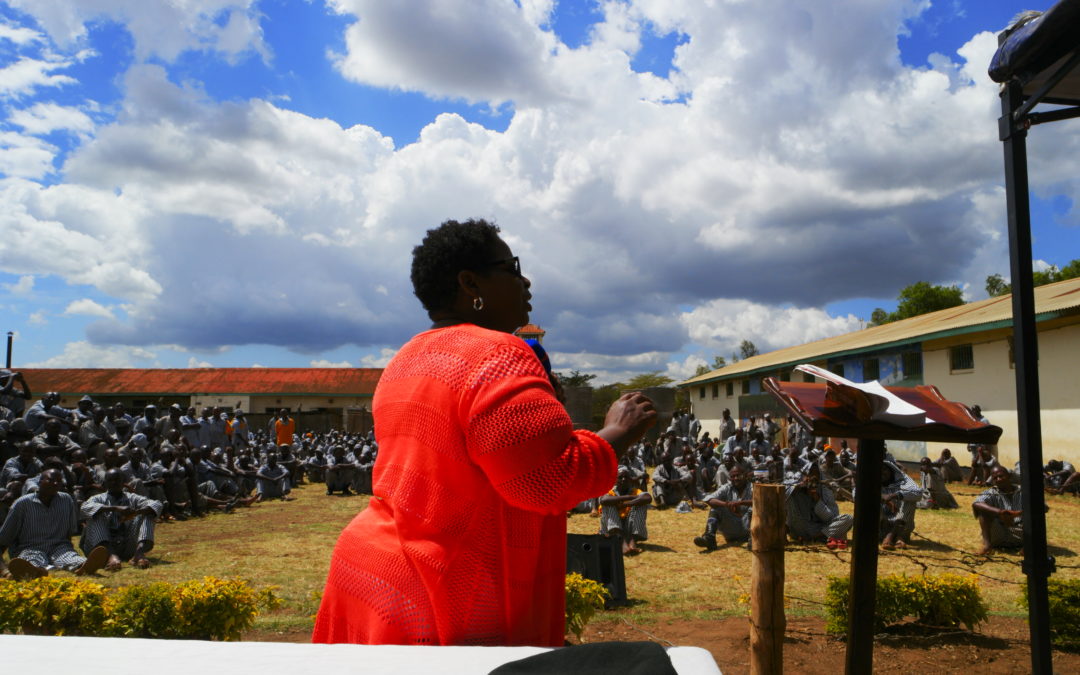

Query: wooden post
left=845, top=438, right=885, bottom=674
left=750, top=483, right=786, bottom=675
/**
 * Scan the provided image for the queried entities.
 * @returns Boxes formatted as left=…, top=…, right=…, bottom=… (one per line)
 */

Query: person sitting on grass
left=325, top=445, right=355, bottom=496
left=879, top=460, right=921, bottom=550
left=972, top=465, right=1032, bottom=556
left=278, top=443, right=304, bottom=487
left=599, top=467, right=651, bottom=556
left=304, top=447, right=328, bottom=484
left=650, top=452, right=691, bottom=509
left=693, top=465, right=753, bottom=551
left=967, top=444, right=999, bottom=486
left=233, top=447, right=260, bottom=496
left=0, top=468, right=109, bottom=580
left=1044, top=459, right=1080, bottom=495
left=933, top=447, right=964, bottom=483
left=818, top=449, right=853, bottom=501
left=2, top=441, right=42, bottom=489
left=256, top=452, right=292, bottom=501
left=80, top=469, right=163, bottom=570
left=917, top=457, right=959, bottom=509
left=785, top=463, right=852, bottom=550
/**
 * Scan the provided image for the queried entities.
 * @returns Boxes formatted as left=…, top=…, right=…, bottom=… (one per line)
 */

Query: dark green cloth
left=489, top=641, right=678, bottom=675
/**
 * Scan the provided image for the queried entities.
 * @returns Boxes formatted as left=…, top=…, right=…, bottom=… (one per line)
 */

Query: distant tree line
left=985, top=258, right=1080, bottom=297
left=869, top=258, right=1080, bottom=327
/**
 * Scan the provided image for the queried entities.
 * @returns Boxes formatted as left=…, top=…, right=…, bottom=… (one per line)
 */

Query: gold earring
left=473, top=296, right=484, bottom=311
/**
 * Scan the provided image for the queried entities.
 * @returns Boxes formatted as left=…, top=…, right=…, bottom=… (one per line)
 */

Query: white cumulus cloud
left=310, top=359, right=355, bottom=368
left=9, top=102, right=95, bottom=136
left=3, top=274, right=34, bottom=295
left=63, top=298, right=115, bottom=319
left=22, top=340, right=155, bottom=367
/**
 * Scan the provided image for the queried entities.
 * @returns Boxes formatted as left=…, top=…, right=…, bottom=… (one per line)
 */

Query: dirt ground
left=580, top=614, right=1078, bottom=674
left=246, top=615, right=1077, bottom=673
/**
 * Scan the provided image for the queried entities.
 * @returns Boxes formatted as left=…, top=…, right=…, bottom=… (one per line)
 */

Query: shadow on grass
left=909, top=533, right=961, bottom=553
left=637, top=542, right=676, bottom=553
left=1048, top=543, right=1077, bottom=559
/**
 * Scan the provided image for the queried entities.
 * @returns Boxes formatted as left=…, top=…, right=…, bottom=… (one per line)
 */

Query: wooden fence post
left=750, top=483, right=786, bottom=675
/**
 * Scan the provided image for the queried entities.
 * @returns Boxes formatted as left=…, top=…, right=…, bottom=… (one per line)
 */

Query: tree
left=892, top=281, right=964, bottom=320
left=694, top=355, right=728, bottom=377
left=625, top=371, right=674, bottom=389
left=739, top=340, right=759, bottom=360
left=985, top=258, right=1079, bottom=298
left=556, top=370, right=596, bottom=387
left=985, top=273, right=1010, bottom=297
left=872, top=281, right=964, bottom=325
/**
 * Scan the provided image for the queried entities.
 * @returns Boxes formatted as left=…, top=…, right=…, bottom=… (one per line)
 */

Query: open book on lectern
left=793, top=364, right=934, bottom=428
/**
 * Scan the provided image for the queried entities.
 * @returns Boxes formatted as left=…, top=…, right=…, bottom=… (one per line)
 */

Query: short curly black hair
left=411, top=218, right=503, bottom=314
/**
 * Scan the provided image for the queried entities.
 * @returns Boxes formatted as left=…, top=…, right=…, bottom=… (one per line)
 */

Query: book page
left=793, top=364, right=933, bottom=426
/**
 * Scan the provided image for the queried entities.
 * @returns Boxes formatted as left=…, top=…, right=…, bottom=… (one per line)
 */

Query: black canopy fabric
left=989, top=0, right=1080, bottom=103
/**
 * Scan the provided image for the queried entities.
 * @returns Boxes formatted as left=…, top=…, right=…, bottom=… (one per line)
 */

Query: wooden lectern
left=762, top=377, right=1002, bottom=675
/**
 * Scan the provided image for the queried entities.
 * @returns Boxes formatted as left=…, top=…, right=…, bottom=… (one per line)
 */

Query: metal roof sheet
left=680, top=275, right=1080, bottom=386
left=17, top=368, right=382, bottom=396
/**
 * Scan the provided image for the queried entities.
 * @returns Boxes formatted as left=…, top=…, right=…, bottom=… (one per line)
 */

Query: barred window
left=903, top=352, right=923, bottom=377
left=950, top=344, right=974, bottom=371
left=726, top=381, right=734, bottom=396
left=741, top=379, right=750, bottom=395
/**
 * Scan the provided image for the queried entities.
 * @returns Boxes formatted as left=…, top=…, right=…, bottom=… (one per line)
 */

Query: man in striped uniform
left=973, top=465, right=1027, bottom=555
left=0, top=468, right=108, bottom=580
left=694, top=465, right=754, bottom=550
left=80, top=469, right=162, bottom=570
left=598, top=467, right=651, bottom=555
left=785, top=463, right=853, bottom=549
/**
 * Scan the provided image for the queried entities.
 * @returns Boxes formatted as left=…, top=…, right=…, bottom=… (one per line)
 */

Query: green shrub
left=565, top=572, right=609, bottom=642
left=0, top=577, right=109, bottom=636
left=105, top=582, right=183, bottom=638
left=1020, top=579, right=1080, bottom=651
left=825, top=573, right=988, bottom=634
left=0, top=576, right=280, bottom=640
left=170, top=577, right=281, bottom=641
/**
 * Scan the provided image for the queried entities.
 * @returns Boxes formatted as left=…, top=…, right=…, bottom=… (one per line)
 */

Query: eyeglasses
left=481, top=256, right=522, bottom=277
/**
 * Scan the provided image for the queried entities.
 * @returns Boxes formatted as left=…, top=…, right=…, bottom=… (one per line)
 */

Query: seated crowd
left=0, top=370, right=378, bottom=580
left=585, top=407, right=1070, bottom=558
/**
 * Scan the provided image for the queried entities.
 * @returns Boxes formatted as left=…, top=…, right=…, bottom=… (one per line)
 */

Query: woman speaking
left=313, top=218, right=656, bottom=646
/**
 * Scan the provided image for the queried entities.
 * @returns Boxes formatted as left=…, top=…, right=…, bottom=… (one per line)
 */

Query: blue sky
left=0, top=0, right=1076, bottom=382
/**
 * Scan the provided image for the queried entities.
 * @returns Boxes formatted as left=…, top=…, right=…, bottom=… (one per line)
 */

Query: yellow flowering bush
left=825, top=573, right=988, bottom=634
left=0, top=577, right=109, bottom=636
left=169, top=577, right=282, bottom=641
left=565, top=572, right=609, bottom=642
left=0, top=576, right=280, bottom=640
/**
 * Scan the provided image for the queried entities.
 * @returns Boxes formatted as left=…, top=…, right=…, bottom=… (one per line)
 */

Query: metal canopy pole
left=999, top=79, right=1053, bottom=675
left=844, top=437, right=885, bottom=675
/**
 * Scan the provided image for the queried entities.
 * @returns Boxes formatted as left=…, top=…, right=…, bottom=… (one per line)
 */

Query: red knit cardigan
left=312, top=324, right=617, bottom=646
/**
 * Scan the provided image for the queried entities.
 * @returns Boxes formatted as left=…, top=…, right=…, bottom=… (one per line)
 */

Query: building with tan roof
left=678, top=276, right=1080, bottom=465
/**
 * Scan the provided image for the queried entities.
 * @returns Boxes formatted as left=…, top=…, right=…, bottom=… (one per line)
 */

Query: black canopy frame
left=991, top=2, right=1080, bottom=671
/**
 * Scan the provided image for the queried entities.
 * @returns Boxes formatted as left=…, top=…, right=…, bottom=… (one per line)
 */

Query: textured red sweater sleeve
left=462, top=339, right=618, bottom=514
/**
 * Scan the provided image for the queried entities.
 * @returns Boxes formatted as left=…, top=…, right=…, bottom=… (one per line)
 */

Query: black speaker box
left=566, top=533, right=627, bottom=606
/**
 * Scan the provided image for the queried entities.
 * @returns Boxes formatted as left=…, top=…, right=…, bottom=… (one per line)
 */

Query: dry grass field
left=79, top=476, right=1080, bottom=671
